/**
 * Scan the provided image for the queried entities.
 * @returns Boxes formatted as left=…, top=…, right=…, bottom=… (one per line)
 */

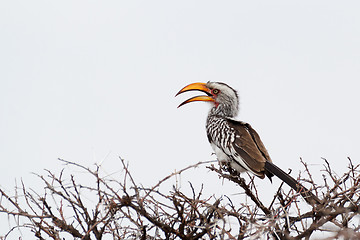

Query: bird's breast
left=210, top=143, right=229, bottom=163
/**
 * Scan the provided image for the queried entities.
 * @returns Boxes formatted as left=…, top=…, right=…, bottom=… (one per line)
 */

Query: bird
left=176, top=81, right=321, bottom=205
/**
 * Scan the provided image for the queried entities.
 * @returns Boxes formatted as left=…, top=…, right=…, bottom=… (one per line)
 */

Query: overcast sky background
left=1, top=1, right=360, bottom=237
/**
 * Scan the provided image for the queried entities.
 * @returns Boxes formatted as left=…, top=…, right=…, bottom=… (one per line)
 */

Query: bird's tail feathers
left=264, top=161, right=321, bottom=205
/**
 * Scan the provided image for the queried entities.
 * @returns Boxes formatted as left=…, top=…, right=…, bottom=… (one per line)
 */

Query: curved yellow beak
left=175, top=82, right=215, bottom=108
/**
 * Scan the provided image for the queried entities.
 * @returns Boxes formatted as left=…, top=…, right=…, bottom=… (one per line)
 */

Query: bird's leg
left=216, top=158, right=237, bottom=175
left=221, top=161, right=240, bottom=177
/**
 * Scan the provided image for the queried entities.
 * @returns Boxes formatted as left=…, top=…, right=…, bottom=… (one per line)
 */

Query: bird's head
left=176, top=81, right=239, bottom=117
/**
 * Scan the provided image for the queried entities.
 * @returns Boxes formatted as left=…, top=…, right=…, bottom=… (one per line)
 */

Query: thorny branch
left=0, top=157, right=359, bottom=239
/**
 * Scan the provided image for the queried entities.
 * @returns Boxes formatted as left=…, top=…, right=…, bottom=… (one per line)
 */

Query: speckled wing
left=226, top=119, right=273, bottom=179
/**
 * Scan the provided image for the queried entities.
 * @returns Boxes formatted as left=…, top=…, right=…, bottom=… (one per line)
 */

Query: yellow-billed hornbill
left=176, top=82, right=320, bottom=205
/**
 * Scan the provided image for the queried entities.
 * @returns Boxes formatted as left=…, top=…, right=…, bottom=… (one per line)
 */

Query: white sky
left=1, top=1, right=360, bottom=238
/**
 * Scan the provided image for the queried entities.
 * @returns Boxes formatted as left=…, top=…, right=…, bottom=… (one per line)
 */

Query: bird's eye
left=212, top=89, right=220, bottom=95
